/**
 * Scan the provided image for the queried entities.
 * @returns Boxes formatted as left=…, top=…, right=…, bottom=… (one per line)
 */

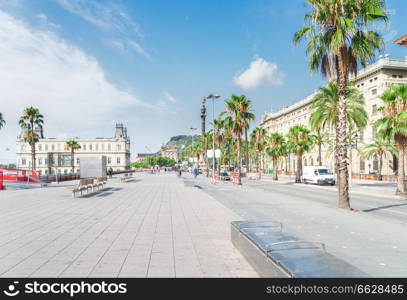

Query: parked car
left=302, top=166, right=335, bottom=185
left=219, top=172, right=231, bottom=181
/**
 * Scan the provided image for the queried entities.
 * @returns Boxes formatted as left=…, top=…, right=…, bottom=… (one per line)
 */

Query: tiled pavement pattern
left=0, top=174, right=258, bottom=278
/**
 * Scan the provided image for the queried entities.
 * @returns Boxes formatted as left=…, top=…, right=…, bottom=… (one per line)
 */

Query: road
left=191, top=174, right=407, bottom=277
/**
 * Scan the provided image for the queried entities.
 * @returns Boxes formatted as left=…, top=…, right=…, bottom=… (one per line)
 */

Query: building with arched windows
left=16, top=123, right=131, bottom=175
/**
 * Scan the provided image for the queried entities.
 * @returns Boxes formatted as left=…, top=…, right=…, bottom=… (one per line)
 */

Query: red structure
left=0, top=171, right=3, bottom=190
left=0, top=168, right=40, bottom=183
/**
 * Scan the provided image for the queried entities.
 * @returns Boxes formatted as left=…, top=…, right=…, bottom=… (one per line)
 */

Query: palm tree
left=361, top=137, right=398, bottom=181
left=287, top=125, right=313, bottom=183
left=19, top=107, right=44, bottom=171
left=223, top=116, right=234, bottom=171
left=375, top=84, right=407, bottom=194
left=212, top=117, right=224, bottom=175
left=65, top=140, right=81, bottom=174
left=309, top=82, right=368, bottom=173
left=224, top=94, right=255, bottom=185
left=0, top=112, right=5, bottom=130
left=311, top=128, right=331, bottom=166
left=200, top=132, right=212, bottom=177
left=294, top=0, right=387, bottom=209
left=309, top=82, right=368, bottom=133
left=250, top=127, right=267, bottom=179
left=266, top=133, right=286, bottom=181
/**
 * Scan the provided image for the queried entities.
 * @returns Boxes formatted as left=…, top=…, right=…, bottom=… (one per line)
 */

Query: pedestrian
left=108, top=167, right=113, bottom=178
left=193, top=167, right=198, bottom=179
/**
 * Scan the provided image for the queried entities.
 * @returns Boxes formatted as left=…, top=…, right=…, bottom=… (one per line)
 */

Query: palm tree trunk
left=237, top=137, right=242, bottom=185
left=378, top=154, right=383, bottom=181
left=244, top=128, right=249, bottom=172
left=273, top=158, right=278, bottom=181
left=318, top=143, right=322, bottom=166
left=296, top=153, right=302, bottom=183
left=396, top=144, right=405, bottom=195
left=31, top=142, right=36, bottom=171
left=71, top=149, right=75, bottom=174
left=336, top=50, right=351, bottom=210
left=256, top=152, right=260, bottom=179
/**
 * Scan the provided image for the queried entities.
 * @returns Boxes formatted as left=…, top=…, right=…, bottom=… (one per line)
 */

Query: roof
left=395, top=34, right=407, bottom=46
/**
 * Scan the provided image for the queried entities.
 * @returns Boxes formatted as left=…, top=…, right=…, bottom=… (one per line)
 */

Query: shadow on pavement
left=363, top=202, right=407, bottom=212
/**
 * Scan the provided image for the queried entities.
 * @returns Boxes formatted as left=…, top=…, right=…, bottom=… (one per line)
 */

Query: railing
left=0, top=168, right=40, bottom=183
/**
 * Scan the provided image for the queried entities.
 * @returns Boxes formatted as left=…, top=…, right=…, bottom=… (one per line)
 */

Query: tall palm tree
left=309, top=82, right=368, bottom=173
left=294, top=0, right=387, bottom=209
left=65, top=140, right=81, bottom=174
left=287, top=125, right=313, bottom=183
left=19, top=107, right=44, bottom=171
left=311, top=128, right=331, bottom=166
left=250, top=127, right=267, bottom=179
left=375, top=84, right=407, bottom=194
left=361, top=137, right=398, bottom=181
left=224, top=94, right=255, bottom=185
left=0, top=112, right=5, bottom=130
left=266, top=132, right=286, bottom=181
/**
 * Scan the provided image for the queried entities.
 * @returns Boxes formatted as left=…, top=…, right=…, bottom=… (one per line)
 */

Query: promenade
left=0, top=173, right=257, bottom=278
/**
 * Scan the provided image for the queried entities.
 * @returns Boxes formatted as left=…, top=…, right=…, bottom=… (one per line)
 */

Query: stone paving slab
left=0, top=173, right=257, bottom=278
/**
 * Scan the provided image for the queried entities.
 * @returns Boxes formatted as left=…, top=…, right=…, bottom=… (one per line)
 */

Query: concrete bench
left=231, top=220, right=367, bottom=277
left=120, top=173, right=133, bottom=182
left=69, top=178, right=106, bottom=198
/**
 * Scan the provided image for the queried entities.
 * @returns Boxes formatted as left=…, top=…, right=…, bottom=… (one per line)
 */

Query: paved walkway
left=0, top=173, right=257, bottom=278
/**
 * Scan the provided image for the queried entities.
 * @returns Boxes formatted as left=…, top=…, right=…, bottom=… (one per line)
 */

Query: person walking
left=193, top=167, right=198, bottom=179
left=108, top=167, right=113, bottom=178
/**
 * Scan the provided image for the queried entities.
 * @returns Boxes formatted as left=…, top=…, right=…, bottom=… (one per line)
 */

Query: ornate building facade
left=260, top=56, right=407, bottom=177
left=16, top=123, right=131, bottom=175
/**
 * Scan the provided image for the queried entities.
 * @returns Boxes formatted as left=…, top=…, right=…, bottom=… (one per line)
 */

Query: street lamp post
left=206, top=94, right=220, bottom=182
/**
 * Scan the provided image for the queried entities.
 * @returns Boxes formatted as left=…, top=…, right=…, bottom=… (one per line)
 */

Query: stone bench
left=120, top=173, right=133, bottom=182
left=69, top=177, right=106, bottom=198
left=231, top=220, right=367, bottom=277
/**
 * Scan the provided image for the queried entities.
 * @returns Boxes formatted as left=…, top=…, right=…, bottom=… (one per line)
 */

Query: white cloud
left=57, top=0, right=141, bottom=37
left=128, top=40, right=152, bottom=60
left=163, top=92, right=177, bottom=103
left=233, top=57, right=283, bottom=89
left=0, top=10, right=151, bottom=161
left=35, top=13, right=60, bottom=28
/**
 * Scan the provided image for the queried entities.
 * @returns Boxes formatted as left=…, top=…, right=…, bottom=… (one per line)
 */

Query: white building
left=260, top=56, right=407, bottom=178
left=16, top=123, right=131, bottom=175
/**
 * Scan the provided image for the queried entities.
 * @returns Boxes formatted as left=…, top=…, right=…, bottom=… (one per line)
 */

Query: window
left=374, top=77, right=378, bottom=81
left=107, top=157, right=111, bottom=164
left=116, top=144, right=121, bottom=151
left=64, top=169, right=68, bottom=174
left=38, top=145, right=42, bottom=151
left=83, top=144, right=86, bottom=151
left=22, top=159, right=26, bottom=166
left=89, top=144, right=92, bottom=151
left=38, top=158, right=42, bottom=165
left=51, top=144, right=55, bottom=151
left=360, top=160, right=365, bottom=171
left=102, top=144, right=105, bottom=151
left=117, top=157, right=121, bottom=164
left=392, top=74, right=397, bottom=78
left=371, top=89, right=377, bottom=95
left=76, top=158, right=80, bottom=165
left=399, top=75, right=404, bottom=79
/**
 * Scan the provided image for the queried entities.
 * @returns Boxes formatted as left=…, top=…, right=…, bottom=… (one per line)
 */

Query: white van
left=302, top=166, right=335, bottom=185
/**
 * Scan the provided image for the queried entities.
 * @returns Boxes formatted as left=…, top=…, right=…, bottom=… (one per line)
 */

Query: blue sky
left=0, top=0, right=406, bottom=162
